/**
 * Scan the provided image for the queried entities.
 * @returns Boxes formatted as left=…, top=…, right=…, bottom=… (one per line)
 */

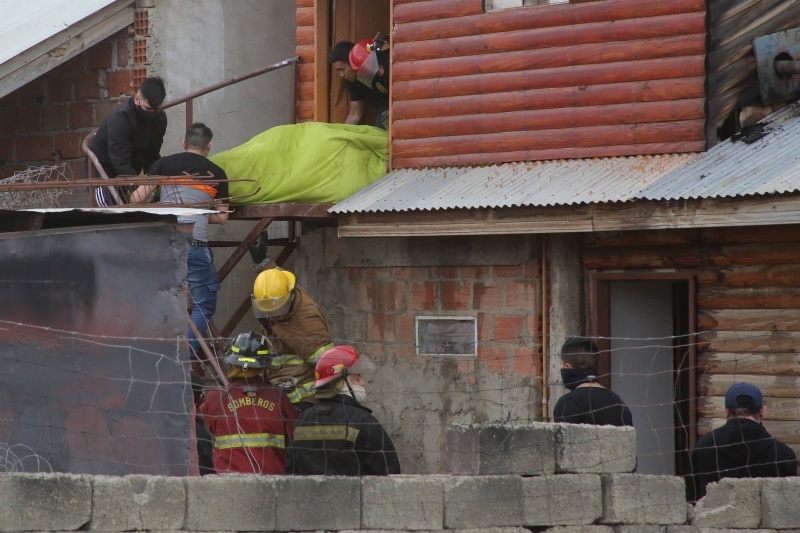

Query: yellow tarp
left=210, top=122, right=388, bottom=205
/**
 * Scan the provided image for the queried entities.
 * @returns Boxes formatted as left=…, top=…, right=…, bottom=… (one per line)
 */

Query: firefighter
left=251, top=268, right=334, bottom=412
left=285, top=345, right=401, bottom=476
left=199, top=331, right=298, bottom=474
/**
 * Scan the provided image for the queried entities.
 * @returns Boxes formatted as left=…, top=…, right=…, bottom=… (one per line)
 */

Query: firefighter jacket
left=285, top=394, right=401, bottom=476
left=258, top=287, right=334, bottom=404
left=200, top=379, right=298, bottom=474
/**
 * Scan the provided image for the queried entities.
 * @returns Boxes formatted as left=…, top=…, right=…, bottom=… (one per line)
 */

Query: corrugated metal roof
left=0, top=0, right=132, bottom=100
left=332, top=154, right=698, bottom=214
left=332, top=102, right=800, bottom=214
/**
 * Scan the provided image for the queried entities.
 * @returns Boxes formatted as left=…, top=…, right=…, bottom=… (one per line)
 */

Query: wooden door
left=329, top=0, right=391, bottom=125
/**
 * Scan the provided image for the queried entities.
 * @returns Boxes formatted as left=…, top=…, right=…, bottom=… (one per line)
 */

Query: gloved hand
left=247, top=229, right=270, bottom=264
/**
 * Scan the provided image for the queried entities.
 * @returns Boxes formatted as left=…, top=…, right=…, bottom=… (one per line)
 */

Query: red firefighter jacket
left=200, top=379, right=298, bottom=474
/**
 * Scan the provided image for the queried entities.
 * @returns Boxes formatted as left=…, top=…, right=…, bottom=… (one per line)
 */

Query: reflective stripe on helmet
left=215, top=432, right=286, bottom=450
left=292, top=424, right=360, bottom=443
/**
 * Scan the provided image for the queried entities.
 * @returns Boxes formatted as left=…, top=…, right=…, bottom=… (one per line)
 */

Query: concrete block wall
left=0, top=7, right=152, bottom=202
left=7, top=471, right=800, bottom=533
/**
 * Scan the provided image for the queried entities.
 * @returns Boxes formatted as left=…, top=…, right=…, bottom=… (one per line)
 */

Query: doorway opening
left=591, top=273, right=697, bottom=476
left=317, top=0, right=391, bottom=125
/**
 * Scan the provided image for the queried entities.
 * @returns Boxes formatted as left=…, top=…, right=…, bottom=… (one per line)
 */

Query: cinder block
left=695, top=530, right=774, bottom=533
left=614, top=526, right=666, bottom=533
left=692, top=478, right=761, bottom=529
left=446, top=423, right=557, bottom=476
left=761, top=478, right=800, bottom=529
left=362, top=476, right=444, bottom=530
left=522, top=475, right=602, bottom=526
left=444, top=475, right=524, bottom=528
left=91, top=475, right=185, bottom=531
left=543, top=527, right=615, bottom=533
left=601, top=474, right=688, bottom=525
left=556, top=424, right=637, bottom=474
left=276, top=476, right=360, bottom=531
left=185, top=474, right=276, bottom=532
left=0, top=473, right=91, bottom=532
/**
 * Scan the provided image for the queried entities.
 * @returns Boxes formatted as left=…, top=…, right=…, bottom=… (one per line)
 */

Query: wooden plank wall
left=707, top=0, right=800, bottom=145
left=390, top=0, right=707, bottom=169
left=584, top=226, right=800, bottom=455
left=296, top=0, right=315, bottom=122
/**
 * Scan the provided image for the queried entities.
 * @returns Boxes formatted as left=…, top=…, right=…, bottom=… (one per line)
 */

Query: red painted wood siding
left=390, top=0, right=707, bottom=168
left=295, top=0, right=315, bottom=122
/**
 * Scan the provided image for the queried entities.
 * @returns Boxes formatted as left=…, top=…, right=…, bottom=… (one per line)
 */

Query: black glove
left=247, top=229, right=270, bottom=264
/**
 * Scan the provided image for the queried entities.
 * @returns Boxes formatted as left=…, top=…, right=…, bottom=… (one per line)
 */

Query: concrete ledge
left=761, top=478, right=800, bottom=529
left=0, top=473, right=91, bottom=532
left=185, top=475, right=276, bottom=532
left=601, top=474, right=687, bottom=525
left=556, top=424, right=637, bottom=474
left=277, top=476, right=360, bottom=531
left=91, top=475, right=185, bottom=531
left=692, top=479, right=761, bottom=529
left=445, top=423, right=557, bottom=475
left=444, top=476, right=524, bottom=528
left=362, top=476, right=444, bottom=530
left=523, top=474, right=602, bottom=526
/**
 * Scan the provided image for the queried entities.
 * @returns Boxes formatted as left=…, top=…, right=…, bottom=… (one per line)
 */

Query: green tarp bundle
left=209, top=122, right=389, bottom=205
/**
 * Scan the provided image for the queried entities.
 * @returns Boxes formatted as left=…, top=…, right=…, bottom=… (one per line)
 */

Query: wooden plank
left=296, top=44, right=315, bottom=63
left=699, top=373, right=800, bottom=397
left=394, top=0, right=483, bottom=24
left=392, top=120, right=705, bottom=159
left=297, top=100, right=315, bottom=121
left=393, top=57, right=705, bottom=99
left=392, top=141, right=706, bottom=169
left=298, top=63, right=315, bottom=82
left=296, top=6, right=314, bottom=26
left=296, top=25, right=314, bottom=45
left=699, top=330, right=800, bottom=353
left=698, top=352, right=800, bottom=375
left=296, top=0, right=314, bottom=6
left=698, top=287, right=800, bottom=310
left=393, top=35, right=706, bottom=82
left=698, top=417, right=800, bottom=444
left=584, top=228, right=702, bottom=249
left=698, top=265, right=800, bottom=288
left=394, top=13, right=706, bottom=62
left=705, top=244, right=800, bottom=267
left=230, top=203, right=334, bottom=220
left=583, top=245, right=704, bottom=269
left=298, top=81, right=314, bottom=101
left=699, top=395, right=800, bottom=420
left=395, top=0, right=705, bottom=42
left=698, top=309, right=800, bottom=332
left=392, top=99, right=705, bottom=140
left=313, top=0, right=330, bottom=123
left=701, top=225, right=800, bottom=245
left=337, top=196, right=800, bottom=237
left=393, top=77, right=704, bottom=120
left=217, top=218, right=273, bottom=283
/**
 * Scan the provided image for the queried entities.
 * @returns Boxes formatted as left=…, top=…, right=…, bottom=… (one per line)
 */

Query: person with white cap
left=686, top=382, right=796, bottom=502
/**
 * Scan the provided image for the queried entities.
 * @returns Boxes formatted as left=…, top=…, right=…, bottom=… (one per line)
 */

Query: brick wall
left=349, top=260, right=543, bottom=379
left=0, top=8, right=152, bottom=186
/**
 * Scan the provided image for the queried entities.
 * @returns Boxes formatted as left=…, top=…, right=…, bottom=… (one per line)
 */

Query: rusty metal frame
left=589, top=270, right=698, bottom=449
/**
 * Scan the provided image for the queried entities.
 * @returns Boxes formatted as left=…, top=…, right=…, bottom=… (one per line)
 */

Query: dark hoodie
left=687, top=417, right=796, bottom=502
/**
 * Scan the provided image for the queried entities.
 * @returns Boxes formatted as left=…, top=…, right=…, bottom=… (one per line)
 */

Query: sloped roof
left=0, top=0, right=133, bottom=100
left=332, top=102, right=800, bottom=215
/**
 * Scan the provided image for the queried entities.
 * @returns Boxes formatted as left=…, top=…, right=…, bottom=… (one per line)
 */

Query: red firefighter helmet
left=349, top=37, right=383, bottom=88
left=313, top=345, right=375, bottom=389
left=348, top=38, right=374, bottom=71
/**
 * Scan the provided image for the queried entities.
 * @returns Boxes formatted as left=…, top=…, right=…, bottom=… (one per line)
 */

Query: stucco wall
left=290, top=227, right=546, bottom=474
left=149, top=0, right=297, bottom=154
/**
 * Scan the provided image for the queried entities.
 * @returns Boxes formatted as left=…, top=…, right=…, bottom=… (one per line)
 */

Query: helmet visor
left=348, top=353, right=376, bottom=376
left=356, top=51, right=380, bottom=88
left=251, top=294, right=291, bottom=318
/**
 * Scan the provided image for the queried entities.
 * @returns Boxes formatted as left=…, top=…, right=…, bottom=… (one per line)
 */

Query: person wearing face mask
left=553, top=337, right=633, bottom=427
left=285, top=345, right=401, bottom=476
left=89, top=76, right=168, bottom=206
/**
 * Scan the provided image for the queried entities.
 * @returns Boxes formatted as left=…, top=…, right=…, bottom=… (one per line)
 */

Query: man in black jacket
left=285, top=345, right=400, bottom=476
left=89, top=76, right=167, bottom=206
left=687, top=382, right=796, bottom=502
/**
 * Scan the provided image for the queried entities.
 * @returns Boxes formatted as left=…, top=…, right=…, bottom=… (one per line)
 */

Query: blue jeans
left=187, top=246, right=220, bottom=360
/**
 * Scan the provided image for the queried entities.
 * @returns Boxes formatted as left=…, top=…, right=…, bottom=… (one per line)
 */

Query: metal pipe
left=161, top=57, right=300, bottom=110
left=774, top=59, right=800, bottom=77
left=541, top=234, right=549, bottom=421
left=187, top=315, right=229, bottom=388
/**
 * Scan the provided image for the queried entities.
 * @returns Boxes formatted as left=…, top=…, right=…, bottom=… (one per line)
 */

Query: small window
left=415, top=316, right=477, bottom=357
left=485, top=0, right=569, bottom=11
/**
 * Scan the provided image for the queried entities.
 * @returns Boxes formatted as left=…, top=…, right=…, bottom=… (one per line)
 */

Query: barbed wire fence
left=0, top=163, right=74, bottom=209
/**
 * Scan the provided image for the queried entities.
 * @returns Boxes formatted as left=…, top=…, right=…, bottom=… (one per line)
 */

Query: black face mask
left=135, top=104, right=158, bottom=123
left=561, top=367, right=598, bottom=391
